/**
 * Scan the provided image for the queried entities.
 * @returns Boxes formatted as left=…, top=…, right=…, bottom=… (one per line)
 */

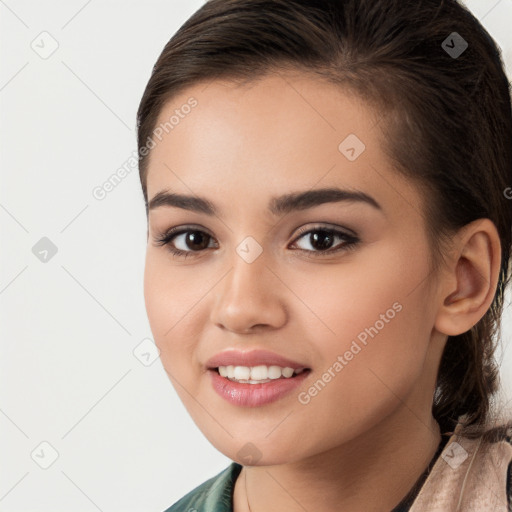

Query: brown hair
left=137, top=0, right=512, bottom=441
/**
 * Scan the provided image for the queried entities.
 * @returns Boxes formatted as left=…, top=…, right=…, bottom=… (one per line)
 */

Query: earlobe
left=434, top=219, right=501, bottom=337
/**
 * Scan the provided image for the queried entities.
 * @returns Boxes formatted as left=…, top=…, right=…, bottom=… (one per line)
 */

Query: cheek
left=143, top=253, right=196, bottom=368
left=293, top=242, right=432, bottom=399
left=143, top=253, right=171, bottom=340
left=144, top=250, right=200, bottom=334
left=290, top=293, right=431, bottom=453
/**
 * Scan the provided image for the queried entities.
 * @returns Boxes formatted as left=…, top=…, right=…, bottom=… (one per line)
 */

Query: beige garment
left=409, top=422, right=512, bottom=512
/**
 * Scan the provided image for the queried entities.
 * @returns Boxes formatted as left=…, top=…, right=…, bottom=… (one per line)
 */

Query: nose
left=209, top=250, right=288, bottom=334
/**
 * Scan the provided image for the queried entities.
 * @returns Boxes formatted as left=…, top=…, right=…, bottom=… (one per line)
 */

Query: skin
left=143, top=70, right=501, bottom=512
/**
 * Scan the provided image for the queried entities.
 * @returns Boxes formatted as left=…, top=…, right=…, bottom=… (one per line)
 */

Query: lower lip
left=208, top=369, right=311, bottom=407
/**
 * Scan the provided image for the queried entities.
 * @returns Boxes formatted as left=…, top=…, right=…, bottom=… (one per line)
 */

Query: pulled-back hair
left=137, top=0, right=512, bottom=441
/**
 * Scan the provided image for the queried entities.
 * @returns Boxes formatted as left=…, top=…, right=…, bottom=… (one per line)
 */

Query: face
left=143, top=70, right=443, bottom=465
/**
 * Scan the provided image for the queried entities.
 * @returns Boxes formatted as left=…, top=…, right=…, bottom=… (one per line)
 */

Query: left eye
left=290, top=227, right=359, bottom=255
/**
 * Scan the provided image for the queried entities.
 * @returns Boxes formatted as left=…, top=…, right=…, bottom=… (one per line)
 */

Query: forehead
left=145, top=71, right=423, bottom=222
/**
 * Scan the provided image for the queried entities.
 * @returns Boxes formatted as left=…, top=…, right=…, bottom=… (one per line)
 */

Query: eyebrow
left=147, top=187, right=382, bottom=216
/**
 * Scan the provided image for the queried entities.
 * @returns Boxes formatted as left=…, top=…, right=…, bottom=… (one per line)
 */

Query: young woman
left=136, top=0, right=512, bottom=510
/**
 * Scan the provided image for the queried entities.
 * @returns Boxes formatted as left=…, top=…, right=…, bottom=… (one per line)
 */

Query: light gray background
left=1, top=1, right=511, bottom=510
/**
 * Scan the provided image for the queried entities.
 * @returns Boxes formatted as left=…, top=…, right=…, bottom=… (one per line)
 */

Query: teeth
left=234, top=366, right=251, bottom=380
left=217, top=365, right=305, bottom=382
left=249, top=365, right=268, bottom=380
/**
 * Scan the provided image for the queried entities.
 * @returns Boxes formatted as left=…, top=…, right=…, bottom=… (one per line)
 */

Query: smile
left=208, top=367, right=311, bottom=407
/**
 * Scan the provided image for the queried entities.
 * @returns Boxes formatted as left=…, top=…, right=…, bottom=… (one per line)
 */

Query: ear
left=434, top=218, right=502, bottom=337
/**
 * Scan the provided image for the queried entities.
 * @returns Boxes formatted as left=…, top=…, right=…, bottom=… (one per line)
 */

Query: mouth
left=208, top=365, right=312, bottom=407
left=208, top=365, right=311, bottom=384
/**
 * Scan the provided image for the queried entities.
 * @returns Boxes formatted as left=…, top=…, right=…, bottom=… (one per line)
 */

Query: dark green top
left=163, top=463, right=242, bottom=512
left=162, top=462, right=418, bottom=512
left=163, top=433, right=512, bottom=511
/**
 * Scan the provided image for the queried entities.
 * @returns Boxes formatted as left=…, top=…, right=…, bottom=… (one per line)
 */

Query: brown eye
left=290, top=226, right=360, bottom=256
left=305, top=230, right=336, bottom=251
left=181, top=231, right=211, bottom=251
left=154, top=227, right=217, bottom=258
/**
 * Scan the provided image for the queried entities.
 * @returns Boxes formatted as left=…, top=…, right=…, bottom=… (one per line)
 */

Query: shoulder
left=456, top=428, right=512, bottom=511
left=410, top=425, right=512, bottom=511
left=472, top=426, right=512, bottom=510
left=162, top=462, right=243, bottom=512
left=505, top=435, right=512, bottom=510
left=508, top=461, right=511, bottom=512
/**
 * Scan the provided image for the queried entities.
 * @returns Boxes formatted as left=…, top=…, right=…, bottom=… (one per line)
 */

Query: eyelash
left=154, top=224, right=360, bottom=260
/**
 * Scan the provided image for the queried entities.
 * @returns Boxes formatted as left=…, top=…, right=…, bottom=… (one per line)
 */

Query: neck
left=233, top=409, right=442, bottom=512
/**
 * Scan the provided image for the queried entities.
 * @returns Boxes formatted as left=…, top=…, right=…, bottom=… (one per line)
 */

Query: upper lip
left=206, top=349, right=310, bottom=370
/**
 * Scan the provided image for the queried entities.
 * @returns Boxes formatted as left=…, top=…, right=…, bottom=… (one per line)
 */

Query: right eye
left=155, top=227, right=218, bottom=258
